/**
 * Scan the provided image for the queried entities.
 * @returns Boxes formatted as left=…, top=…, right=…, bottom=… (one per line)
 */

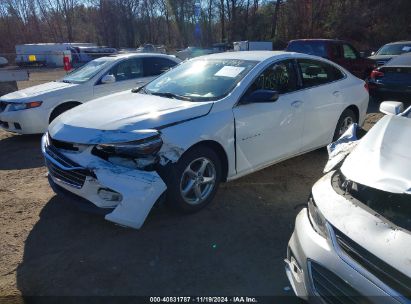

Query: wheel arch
left=182, top=140, right=229, bottom=182
left=49, top=101, right=82, bottom=123
left=345, top=104, right=360, bottom=122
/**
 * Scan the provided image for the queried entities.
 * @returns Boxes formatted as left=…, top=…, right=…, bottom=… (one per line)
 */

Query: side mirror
left=379, top=101, right=404, bottom=115
left=101, top=74, right=116, bottom=84
left=244, top=89, right=279, bottom=104
left=371, top=51, right=376, bottom=56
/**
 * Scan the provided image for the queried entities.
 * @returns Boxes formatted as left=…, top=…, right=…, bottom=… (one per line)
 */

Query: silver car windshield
left=144, top=59, right=257, bottom=101
left=61, top=59, right=111, bottom=84
left=377, top=44, right=411, bottom=56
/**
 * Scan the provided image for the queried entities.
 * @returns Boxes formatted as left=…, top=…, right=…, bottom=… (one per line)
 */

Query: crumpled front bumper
left=285, top=209, right=402, bottom=304
left=41, top=134, right=167, bottom=229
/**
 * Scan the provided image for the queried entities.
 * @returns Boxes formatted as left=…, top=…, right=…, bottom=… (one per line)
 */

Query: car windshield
left=335, top=171, right=411, bottom=232
left=376, top=43, right=411, bottom=56
left=60, top=58, right=111, bottom=83
left=143, top=59, right=257, bottom=101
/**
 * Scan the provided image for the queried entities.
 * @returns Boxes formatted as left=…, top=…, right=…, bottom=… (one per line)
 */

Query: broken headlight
left=95, top=135, right=163, bottom=158
left=307, top=194, right=330, bottom=240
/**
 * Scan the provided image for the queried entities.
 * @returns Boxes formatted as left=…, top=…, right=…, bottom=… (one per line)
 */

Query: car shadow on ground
left=0, top=133, right=44, bottom=170
left=16, top=149, right=327, bottom=299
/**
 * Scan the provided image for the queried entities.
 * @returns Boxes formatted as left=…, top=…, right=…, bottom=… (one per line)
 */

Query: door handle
left=291, top=100, right=303, bottom=108
left=333, top=91, right=341, bottom=96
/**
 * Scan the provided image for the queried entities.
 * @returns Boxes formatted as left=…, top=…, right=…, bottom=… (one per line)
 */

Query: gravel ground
left=0, top=69, right=386, bottom=299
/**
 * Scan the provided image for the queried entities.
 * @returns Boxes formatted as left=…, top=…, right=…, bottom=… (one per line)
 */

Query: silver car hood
left=313, top=172, right=411, bottom=278
left=0, top=81, right=76, bottom=101
left=341, top=115, right=411, bottom=194
left=49, top=90, right=213, bottom=144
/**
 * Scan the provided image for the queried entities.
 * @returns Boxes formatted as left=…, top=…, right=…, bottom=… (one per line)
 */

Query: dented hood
left=313, top=172, right=411, bottom=279
left=341, top=115, right=411, bottom=194
left=49, top=90, right=213, bottom=144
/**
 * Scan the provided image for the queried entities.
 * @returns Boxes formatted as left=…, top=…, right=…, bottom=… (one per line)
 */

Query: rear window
left=287, top=41, right=327, bottom=57
left=297, top=59, right=345, bottom=88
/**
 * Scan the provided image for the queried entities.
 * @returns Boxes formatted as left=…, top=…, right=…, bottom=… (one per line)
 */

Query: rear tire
left=333, top=108, right=357, bottom=141
left=163, top=146, right=222, bottom=214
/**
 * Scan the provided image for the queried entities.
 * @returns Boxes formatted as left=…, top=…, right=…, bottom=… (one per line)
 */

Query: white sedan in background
left=43, top=51, right=369, bottom=229
left=0, top=53, right=180, bottom=134
left=285, top=101, right=411, bottom=303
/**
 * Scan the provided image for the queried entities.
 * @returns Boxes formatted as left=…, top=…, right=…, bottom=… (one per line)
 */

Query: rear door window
left=108, top=58, right=143, bottom=81
left=246, top=60, right=298, bottom=95
left=297, top=59, right=344, bottom=88
left=143, top=57, right=178, bottom=76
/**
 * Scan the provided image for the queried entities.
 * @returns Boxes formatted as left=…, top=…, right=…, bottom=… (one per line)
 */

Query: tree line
left=0, top=0, right=410, bottom=56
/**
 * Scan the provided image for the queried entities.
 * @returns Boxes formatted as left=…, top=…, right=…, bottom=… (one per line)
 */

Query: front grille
left=44, top=137, right=95, bottom=188
left=310, top=261, right=372, bottom=304
left=49, top=135, right=79, bottom=151
left=0, top=101, right=7, bottom=112
left=45, top=159, right=88, bottom=188
left=333, top=226, right=411, bottom=299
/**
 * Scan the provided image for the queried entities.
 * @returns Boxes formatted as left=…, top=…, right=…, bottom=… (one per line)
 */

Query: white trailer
left=233, top=41, right=272, bottom=51
left=15, top=43, right=95, bottom=67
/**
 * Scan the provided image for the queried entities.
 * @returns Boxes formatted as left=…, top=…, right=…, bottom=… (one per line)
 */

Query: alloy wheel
left=179, top=157, right=217, bottom=205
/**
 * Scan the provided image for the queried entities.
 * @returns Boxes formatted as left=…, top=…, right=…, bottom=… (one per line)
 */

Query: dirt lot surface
left=0, top=69, right=386, bottom=299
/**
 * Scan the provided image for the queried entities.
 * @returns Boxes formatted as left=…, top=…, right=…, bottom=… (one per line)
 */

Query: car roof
left=385, top=41, right=411, bottom=45
left=193, top=51, right=299, bottom=62
left=288, top=39, right=347, bottom=43
left=104, top=53, right=177, bottom=60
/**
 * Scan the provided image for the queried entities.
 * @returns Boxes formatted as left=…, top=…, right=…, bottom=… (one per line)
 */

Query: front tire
left=164, top=146, right=222, bottom=213
left=333, top=108, right=357, bottom=141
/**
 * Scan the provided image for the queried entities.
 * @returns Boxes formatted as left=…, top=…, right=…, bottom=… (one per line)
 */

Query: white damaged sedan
left=285, top=102, right=411, bottom=303
left=42, top=51, right=369, bottom=229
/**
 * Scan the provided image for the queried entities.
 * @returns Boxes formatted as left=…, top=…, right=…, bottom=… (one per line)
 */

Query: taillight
left=370, top=69, right=384, bottom=79
left=364, top=82, right=369, bottom=92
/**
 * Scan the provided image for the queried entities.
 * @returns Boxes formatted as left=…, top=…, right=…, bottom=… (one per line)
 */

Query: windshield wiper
left=61, top=79, right=72, bottom=84
left=132, top=86, right=146, bottom=94
left=151, top=92, right=193, bottom=101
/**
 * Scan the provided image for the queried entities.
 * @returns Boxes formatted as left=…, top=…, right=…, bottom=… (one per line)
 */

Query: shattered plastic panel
left=333, top=171, right=411, bottom=232
left=323, top=123, right=366, bottom=173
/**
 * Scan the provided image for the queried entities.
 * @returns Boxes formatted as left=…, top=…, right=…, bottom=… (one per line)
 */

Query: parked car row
left=0, top=48, right=410, bottom=302
left=286, top=39, right=411, bottom=102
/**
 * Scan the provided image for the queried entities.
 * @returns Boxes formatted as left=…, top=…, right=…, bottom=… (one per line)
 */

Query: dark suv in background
left=286, top=39, right=376, bottom=79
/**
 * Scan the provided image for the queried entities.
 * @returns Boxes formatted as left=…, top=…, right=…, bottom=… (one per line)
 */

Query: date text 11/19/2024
left=150, top=297, right=258, bottom=303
